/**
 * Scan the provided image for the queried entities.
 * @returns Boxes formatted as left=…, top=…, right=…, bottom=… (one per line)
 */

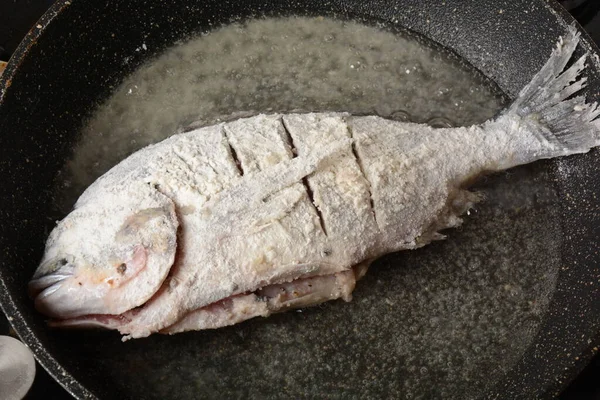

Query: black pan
left=1, top=0, right=599, bottom=399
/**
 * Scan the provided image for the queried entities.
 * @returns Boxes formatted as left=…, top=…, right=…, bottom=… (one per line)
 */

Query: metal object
left=0, top=336, right=36, bottom=400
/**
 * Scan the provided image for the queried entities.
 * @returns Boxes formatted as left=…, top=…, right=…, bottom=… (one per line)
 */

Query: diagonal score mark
left=281, top=116, right=328, bottom=236
left=223, top=127, right=245, bottom=176
left=347, top=123, right=379, bottom=229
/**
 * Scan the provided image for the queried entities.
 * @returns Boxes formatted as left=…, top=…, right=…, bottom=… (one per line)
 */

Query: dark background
left=1, top=0, right=600, bottom=399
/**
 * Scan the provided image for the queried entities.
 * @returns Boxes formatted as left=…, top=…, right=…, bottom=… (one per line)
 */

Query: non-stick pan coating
left=0, top=1, right=599, bottom=399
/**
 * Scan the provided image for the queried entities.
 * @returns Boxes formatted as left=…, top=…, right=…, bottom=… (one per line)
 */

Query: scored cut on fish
left=28, top=26, right=600, bottom=340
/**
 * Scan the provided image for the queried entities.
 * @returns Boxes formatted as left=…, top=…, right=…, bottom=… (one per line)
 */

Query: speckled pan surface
left=0, top=0, right=599, bottom=399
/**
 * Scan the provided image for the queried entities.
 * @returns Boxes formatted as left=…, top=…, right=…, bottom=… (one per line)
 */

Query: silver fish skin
left=29, top=27, right=600, bottom=340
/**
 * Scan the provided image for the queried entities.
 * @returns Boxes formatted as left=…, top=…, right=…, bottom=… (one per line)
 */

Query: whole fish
left=29, top=27, right=600, bottom=340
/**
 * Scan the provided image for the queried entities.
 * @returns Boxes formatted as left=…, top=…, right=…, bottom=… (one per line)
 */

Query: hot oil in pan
left=61, top=16, right=507, bottom=200
left=58, top=17, right=561, bottom=400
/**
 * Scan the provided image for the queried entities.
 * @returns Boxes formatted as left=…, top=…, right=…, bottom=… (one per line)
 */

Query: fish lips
left=29, top=243, right=176, bottom=320
left=28, top=257, right=92, bottom=319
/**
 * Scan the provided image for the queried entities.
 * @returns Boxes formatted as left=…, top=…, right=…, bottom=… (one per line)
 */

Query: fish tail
left=502, top=25, right=600, bottom=158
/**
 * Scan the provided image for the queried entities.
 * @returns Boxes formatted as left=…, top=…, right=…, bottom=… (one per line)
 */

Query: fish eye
left=117, top=263, right=127, bottom=275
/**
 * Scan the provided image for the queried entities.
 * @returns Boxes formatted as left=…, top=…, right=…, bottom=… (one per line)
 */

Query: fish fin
left=503, top=25, right=600, bottom=156
left=414, top=189, right=482, bottom=248
left=352, top=259, right=372, bottom=281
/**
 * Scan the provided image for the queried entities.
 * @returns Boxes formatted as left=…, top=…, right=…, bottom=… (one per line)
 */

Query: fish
left=29, top=27, right=600, bottom=340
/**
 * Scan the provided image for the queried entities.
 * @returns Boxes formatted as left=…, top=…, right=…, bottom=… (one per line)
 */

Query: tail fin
left=503, top=25, right=600, bottom=156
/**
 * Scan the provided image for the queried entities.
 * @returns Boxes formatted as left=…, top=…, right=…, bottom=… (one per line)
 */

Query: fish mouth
left=29, top=246, right=174, bottom=320
left=28, top=269, right=75, bottom=318
left=28, top=261, right=75, bottom=299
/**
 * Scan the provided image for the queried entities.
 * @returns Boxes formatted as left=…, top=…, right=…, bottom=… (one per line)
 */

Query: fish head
left=29, top=181, right=178, bottom=319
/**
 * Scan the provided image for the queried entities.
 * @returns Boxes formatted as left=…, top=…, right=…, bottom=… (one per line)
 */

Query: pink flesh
left=161, top=268, right=358, bottom=334
left=50, top=266, right=363, bottom=333
left=48, top=312, right=134, bottom=330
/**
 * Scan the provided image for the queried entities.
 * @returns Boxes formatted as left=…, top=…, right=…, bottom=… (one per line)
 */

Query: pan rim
left=0, top=1, right=599, bottom=399
left=0, top=0, right=99, bottom=397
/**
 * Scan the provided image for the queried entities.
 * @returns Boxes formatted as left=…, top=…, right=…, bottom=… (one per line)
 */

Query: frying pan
left=0, top=0, right=599, bottom=399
